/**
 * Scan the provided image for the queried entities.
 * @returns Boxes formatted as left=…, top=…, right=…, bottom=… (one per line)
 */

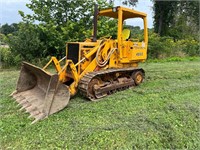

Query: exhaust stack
left=92, top=4, right=98, bottom=42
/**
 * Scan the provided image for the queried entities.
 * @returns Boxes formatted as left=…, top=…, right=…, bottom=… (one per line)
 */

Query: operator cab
left=98, top=6, right=148, bottom=44
left=97, top=6, right=148, bottom=62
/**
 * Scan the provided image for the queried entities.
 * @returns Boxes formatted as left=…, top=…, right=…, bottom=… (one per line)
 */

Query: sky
left=0, top=0, right=154, bottom=28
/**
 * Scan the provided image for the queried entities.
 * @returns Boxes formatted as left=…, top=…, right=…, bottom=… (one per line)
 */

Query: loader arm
left=43, top=56, right=62, bottom=73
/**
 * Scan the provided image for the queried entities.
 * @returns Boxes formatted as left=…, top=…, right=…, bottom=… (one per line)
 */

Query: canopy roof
left=99, top=6, right=147, bottom=20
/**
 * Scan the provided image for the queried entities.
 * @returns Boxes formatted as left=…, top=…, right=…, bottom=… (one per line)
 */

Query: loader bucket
left=11, top=62, right=70, bottom=124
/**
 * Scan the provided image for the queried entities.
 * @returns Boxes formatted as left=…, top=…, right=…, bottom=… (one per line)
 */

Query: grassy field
left=0, top=60, right=200, bottom=149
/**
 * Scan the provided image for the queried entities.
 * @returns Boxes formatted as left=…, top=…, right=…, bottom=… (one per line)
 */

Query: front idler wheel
left=132, top=71, right=144, bottom=85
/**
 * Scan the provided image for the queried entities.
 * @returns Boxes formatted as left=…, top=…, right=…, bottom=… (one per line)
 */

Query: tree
left=178, top=0, right=199, bottom=40
left=153, top=1, right=178, bottom=36
left=6, top=0, right=140, bottom=62
left=18, top=0, right=114, bottom=57
left=122, top=0, right=138, bottom=6
left=109, top=0, right=138, bottom=7
left=7, top=23, right=45, bottom=61
left=153, top=0, right=199, bottom=39
left=0, top=23, right=19, bottom=35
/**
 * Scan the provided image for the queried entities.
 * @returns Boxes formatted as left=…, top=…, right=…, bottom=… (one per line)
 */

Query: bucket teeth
left=28, top=114, right=34, bottom=119
left=10, top=90, right=17, bottom=97
left=15, top=96, right=26, bottom=103
left=13, top=94, right=22, bottom=99
left=12, top=95, right=19, bottom=99
left=31, top=119, right=39, bottom=124
left=31, top=113, right=46, bottom=124
left=24, top=103, right=32, bottom=109
left=25, top=106, right=36, bottom=113
left=19, top=103, right=31, bottom=111
left=11, top=62, right=70, bottom=124
left=18, top=99, right=27, bottom=105
left=28, top=110, right=41, bottom=119
left=19, top=105, right=26, bottom=111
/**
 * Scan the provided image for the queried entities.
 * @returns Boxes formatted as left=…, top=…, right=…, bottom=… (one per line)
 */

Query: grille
left=67, top=43, right=79, bottom=64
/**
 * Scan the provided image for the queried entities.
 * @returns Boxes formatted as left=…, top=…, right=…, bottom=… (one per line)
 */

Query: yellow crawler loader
left=11, top=6, right=148, bottom=123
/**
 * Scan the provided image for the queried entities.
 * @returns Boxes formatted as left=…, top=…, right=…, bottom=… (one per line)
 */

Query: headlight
left=112, top=7, right=117, bottom=12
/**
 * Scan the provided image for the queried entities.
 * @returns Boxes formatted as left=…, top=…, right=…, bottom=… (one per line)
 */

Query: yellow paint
left=42, top=6, right=148, bottom=96
left=122, top=29, right=131, bottom=40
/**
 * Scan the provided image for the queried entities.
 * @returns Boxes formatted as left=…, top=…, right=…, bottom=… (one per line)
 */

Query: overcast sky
left=0, top=0, right=153, bottom=28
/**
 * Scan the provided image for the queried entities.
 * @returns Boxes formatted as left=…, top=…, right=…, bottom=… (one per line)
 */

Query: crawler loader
left=11, top=6, right=148, bottom=123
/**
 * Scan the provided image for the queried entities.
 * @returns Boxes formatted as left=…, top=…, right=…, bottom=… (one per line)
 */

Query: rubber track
left=78, top=67, right=144, bottom=100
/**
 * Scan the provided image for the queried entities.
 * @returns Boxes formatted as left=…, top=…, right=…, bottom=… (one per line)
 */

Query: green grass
left=1, top=60, right=200, bottom=149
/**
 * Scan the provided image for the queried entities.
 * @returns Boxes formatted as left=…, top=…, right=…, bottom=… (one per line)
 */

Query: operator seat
left=122, top=29, right=131, bottom=41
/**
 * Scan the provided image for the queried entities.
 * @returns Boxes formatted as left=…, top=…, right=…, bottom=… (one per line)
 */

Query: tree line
left=0, top=0, right=199, bottom=67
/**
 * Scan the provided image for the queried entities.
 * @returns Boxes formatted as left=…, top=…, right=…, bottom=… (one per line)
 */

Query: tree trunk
left=158, top=11, right=163, bottom=36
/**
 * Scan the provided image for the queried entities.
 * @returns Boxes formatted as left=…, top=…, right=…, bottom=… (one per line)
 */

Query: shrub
left=147, top=33, right=172, bottom=59
left=147, top=32, right=200, bottom=59
left=0, top=47, right=22, bottom=68
left=180, top=39, right=199, bottom=56
left=6, top=23, right=46, bottom=62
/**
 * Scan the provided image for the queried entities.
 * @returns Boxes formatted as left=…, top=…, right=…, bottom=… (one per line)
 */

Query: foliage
left=179, top=39, right=200, bottom=56
left=0, top=23, right=18, bottom=36
left=18, top=0, right=114, bottom=57
left=1, top=60, right=200, bottom=149
left=147, top=56, right=200, bottom=63
left=153, top=1, right=178, bottom=36
left=153, top=0, right=199, bottom=40
left=124, top=25, right=143, bottom=40
left=121, top=0, right=138, bottom=7
left=0, top=33, right=7, bottom=45
left=179, top=0, right=199, bottom=28
left=0, top=47, right=52, bottom=69
left=6, top=23, right=45, bottom=62
left=148, top=31, right=200, bottom=59
left=0, top=47, right=19, bottom=68
left=1, top=1, right=199, bottom=68
left=109, top=0, right=138, bottom=7
left=97, top=17, right=118, bottom=39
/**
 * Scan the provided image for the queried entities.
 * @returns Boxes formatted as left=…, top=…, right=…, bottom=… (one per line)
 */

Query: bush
left=6, top=23, right=46, bottom=62
left=0, top=47, right=52, bottom=68
left=179, top=39, right=200, bottom=56
left=0, top=47, right=22, bottom=68
left=147, top=33, right=173, bottom=59
left=0, top=34, right=7, bottom=45
left=148, top=32, right=200, bottom=59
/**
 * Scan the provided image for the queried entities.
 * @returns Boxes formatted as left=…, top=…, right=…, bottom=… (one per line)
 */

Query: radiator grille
left=67, top=43, right=79, bottom=64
